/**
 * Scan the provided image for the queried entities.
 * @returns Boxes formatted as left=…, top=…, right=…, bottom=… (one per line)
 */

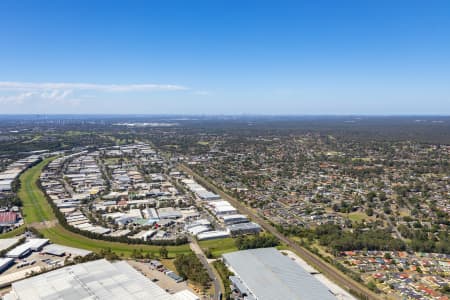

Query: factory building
left=4, top=259, right=199, bottom=300
left=221, top=214, right=249, bottom=225
left=0, top=258, right=14, bottom=274
left=196, top=230, right=230, bottom=241
left=222, top=248, right=337, bottom=300
left=227, top=222, right=261, bottom=236
left=6, top=239, right=49, bottom=258
left=207, top=200, right=238, bottom=216
left=157, top=207, right=182, bottom=219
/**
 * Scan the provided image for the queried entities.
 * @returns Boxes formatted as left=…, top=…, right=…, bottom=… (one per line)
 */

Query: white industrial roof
left=27, top=239, right=49, bottom=251
left=0, top=238, right=20, bottom=252
left=196, top=230, right=230, bottom=240
left=208, top=200, right=232, bottom=207
left=172, top=290, right=200, bottom=300
left=8, top=259, right=199, bottom=300
left=6, top=244, right=30, bottom=258
left=221, top=214, right=248, bottom=221
left=42, top=244, right=92, bottom=257
left=188, top=225, right=211, bottom=236
left=223, top=248, right=336, bottom=300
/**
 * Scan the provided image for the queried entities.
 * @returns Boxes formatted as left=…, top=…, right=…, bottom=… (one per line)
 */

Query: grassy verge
left=0, top=226, right=26, bottom=238
left=39, top=225, right=190, bottom=258
left=213, top=260, right=233, bottom=299
left=19, top=158, right=56, bottom=223
left=199, top=238, right=238, bottom=257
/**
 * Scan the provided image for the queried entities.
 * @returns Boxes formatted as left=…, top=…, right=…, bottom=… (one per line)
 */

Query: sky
left=0, top=0, right=449, bottom=115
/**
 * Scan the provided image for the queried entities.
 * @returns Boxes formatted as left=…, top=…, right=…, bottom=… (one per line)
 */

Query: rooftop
left=7, top=259, right=199, bottom=300
left=223, top=248, right=337, bottom=300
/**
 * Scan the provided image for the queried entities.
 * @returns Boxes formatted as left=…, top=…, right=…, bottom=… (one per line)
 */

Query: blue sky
left=0, top=0, right=449, bottom=114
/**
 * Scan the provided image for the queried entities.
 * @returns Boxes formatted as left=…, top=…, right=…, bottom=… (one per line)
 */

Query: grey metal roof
left=223, top=248, right=336, bottom=300
left=227, top=222, right=261, bottom=232
left=9, top=259, right=197, bottom=300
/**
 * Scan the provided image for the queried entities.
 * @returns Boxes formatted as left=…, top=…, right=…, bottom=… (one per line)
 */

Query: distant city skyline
left=1, top=0, right=449, bottom=114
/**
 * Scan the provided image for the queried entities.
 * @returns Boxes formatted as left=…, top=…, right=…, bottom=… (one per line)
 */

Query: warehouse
left=221, top=214, right=249, bottom=225
left=158, top=207, right=182, bottom=219
left=214, top=205, right=237, bottom=215
left=41, top=244, right=92, bottom=257
left=6, top=239, right=49, bottom=258
left=222, top=248, right=337, bottom=300
left=27, top=239, right=49, bottom=251
left=208, top=200, right=237, bottom=216
left=197, top=230, right=230, bottom=241
left=6, top=244, right=31, bottom=259
left=0, top=212, right=19, bottom=226
left=0, top=180, right=13, bottom=192
left=142, top=207, right=159, bottom=220
left=0, top=238, right=20, bottom=252
left=0, top=258, right=14, bottom=274
left=130, top=229, right=157, bottom=241
left=227, top=222, right=261, bottom=236
left=4, top=259, right=199, bottom=300
left=188, top=225, right=211, bottom=236
left=196, top=190, right=221, bottom=200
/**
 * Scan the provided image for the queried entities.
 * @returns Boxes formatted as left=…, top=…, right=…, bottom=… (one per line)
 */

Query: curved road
left=180, top=164, right=381, bottom=300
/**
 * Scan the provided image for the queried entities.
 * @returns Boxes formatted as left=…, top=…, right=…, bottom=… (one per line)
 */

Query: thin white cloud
left=0, top=92, right=36, bottom=104
left=193, top=90, right=212, bottom=96
left=0, top=81, right=188, bottom=92
left=0, top=81, right=188, bottom=105
left=0, top=90, right=78, bottom=105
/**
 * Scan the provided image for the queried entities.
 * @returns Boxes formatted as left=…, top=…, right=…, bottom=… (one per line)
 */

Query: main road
left=179, top=164, right=381, bottom=300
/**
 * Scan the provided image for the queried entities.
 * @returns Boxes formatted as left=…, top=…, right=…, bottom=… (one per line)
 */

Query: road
left=386, top=216, right=405, bottom=242
left=190, top=238, right=223, bottom=300
left=180, top=164, right=381, bottom=300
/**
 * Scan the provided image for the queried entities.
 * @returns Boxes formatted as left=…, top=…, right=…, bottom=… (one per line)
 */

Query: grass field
left=39, top=225, right=190, bottom=258
left=0, top=226, right=26, bottom=238
left=18, top=158, right=56, bottom=224
left=347, top=212, right=371, bottom=223
left=198, top=238, right=238, bottom=257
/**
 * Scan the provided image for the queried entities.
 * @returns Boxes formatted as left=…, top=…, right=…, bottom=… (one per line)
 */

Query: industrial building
left=0, top=155, right=41, bottom=193
left=181, top=178, right=221, bottom=200
left=157, top=207, right=182, bottom=219
left=0, top=238, right=20, bottom=252
left=0, top=258, right=14, bottom=274
left=208, top=200, right=238, bottom=215
left=221, top=214, right=249, bottom=225
left=41, top=244, right=92, bottom=257
left=0, top=180, right=13, bottom=192
left=6, top=239, right=49, bottom=258
left=196, top=230, right=230, bottom=241
left=222, top=248, right=337, bottom=300
left=4, top=259, right=199, bottom=300
left=227, top=222, right=261, bottom=236
left=0, top=212, right=19, bottom=226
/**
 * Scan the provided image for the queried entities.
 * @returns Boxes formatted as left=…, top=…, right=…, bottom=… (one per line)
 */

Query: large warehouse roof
left=7, top=259, right=199, bottom=300
left=223, top=248, right=336, bottom=300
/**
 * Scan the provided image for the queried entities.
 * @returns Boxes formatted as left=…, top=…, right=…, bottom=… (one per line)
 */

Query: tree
left=159, top=246, right=168, bottom=259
